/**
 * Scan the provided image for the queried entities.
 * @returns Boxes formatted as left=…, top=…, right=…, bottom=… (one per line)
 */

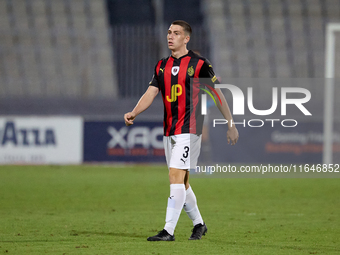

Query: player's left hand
left=227, top=126, right=239, bottom=145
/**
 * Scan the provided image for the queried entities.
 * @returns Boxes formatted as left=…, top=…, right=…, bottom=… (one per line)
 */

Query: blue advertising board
left=84, top=120, right=339, bottom=164
left=208, top=121, right=340, bottom=164
left=84, top=121, right=165, bottom=162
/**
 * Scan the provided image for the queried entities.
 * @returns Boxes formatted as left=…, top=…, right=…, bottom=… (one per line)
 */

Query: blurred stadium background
left=0, top=0, right=339, bottom=165
left=1, top=3, right=339, bottom=254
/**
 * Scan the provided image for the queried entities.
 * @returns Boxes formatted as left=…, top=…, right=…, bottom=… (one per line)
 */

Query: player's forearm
left=131, top=87, right=158, bottom=116
left=215, top=88, right=235, bottom=129
left=132, top=94, right=153, bottom=116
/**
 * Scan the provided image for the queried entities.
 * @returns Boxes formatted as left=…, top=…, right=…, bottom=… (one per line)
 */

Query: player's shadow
left=71, top=230, right=145, bottom=239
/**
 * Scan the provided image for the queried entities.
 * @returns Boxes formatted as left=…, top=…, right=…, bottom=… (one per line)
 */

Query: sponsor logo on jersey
left=171, top=66, right=180, bottom=76
left=166, top=84, right=182, bottom=102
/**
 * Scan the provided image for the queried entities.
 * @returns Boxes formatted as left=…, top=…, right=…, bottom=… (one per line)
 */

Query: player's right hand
left=124, top=112, right=136, bottom=126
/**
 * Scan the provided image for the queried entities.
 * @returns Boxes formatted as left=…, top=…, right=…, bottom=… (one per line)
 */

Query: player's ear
left=184, top=35, right=190, bottom=44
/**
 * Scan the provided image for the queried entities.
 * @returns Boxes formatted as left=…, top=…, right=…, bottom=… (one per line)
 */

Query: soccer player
left=124, top=20, right=239, bottom=241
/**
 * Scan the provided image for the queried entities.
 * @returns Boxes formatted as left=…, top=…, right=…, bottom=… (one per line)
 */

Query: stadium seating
left=0, top=0, right=117, bottom=101
left=218, top=0, right=340, bottom=79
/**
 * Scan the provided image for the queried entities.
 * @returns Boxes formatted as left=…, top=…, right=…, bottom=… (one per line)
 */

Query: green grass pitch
left=0, top=165, right=339, bottom=254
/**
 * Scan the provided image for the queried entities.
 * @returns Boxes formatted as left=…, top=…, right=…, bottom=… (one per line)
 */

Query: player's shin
left=164, top=184, right=186, bottom=235
left=183, top=186, right=204, bottom=226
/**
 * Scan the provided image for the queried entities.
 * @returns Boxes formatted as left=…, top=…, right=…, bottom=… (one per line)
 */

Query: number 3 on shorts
left=183, top=146, right=189, bottom=158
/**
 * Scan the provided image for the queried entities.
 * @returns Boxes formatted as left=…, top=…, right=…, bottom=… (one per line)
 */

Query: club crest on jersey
left=171, top=66, right=180, bottom=76
left=187, top=66, right=194, bottom=76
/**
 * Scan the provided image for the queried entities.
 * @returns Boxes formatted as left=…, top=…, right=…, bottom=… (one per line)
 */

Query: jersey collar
left=170, top=50, right=192, bottom=60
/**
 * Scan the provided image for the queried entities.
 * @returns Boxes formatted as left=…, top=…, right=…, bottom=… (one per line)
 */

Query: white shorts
left=163, top=133, right=202, bottom=171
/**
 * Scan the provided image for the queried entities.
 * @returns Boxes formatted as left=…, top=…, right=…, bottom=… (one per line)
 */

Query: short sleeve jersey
left=149, top=50, right=219, bottom=136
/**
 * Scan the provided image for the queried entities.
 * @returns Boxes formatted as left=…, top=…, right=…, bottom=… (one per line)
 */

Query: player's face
left=167, top=25, right=189, bottom=51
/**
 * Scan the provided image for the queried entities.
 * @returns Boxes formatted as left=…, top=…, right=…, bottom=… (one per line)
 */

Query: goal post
left=324, top=23, right=340, bottom=164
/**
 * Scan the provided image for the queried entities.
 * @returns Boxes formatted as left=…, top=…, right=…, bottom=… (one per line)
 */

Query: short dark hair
left=171, top=20, right=192, bottom=36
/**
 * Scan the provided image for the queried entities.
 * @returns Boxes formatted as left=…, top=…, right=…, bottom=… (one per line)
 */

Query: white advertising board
left=0, top=116, right=83, bottom=164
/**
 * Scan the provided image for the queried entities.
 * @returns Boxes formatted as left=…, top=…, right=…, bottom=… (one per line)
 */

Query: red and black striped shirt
left=149, top=50, right=219, bottom=136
